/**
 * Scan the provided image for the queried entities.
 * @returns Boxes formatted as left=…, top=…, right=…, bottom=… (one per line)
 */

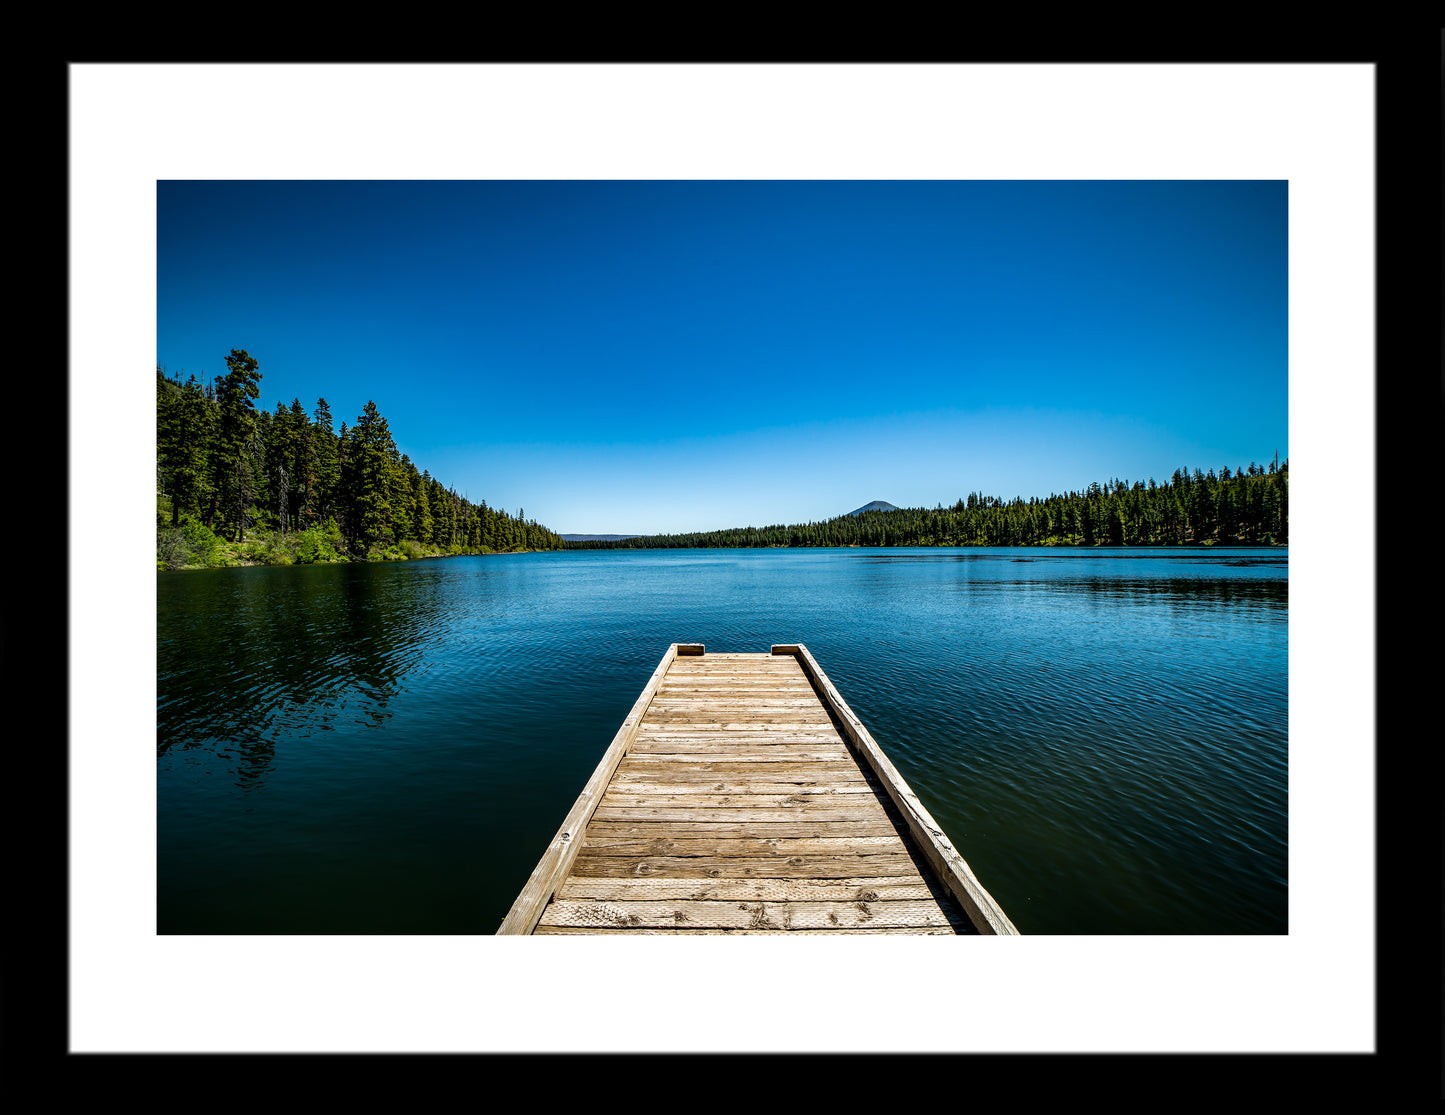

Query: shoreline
left=159, top=546, right=547, bottom=572
left=161, top=539, right=1286, bottom=571
left=560, top=540, right=1288, bottom=552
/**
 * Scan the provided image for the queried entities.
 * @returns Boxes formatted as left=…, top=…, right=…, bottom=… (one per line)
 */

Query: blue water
left=157, top=546, right=1287, bottom=934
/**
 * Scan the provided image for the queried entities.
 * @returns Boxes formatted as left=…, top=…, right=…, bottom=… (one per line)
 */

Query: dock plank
left=582, top=819, right=904, bottom=839
left=554, top=876, right=939, bottom=902
left=577, top=835, right=909, bottom=856
left=567, top=853, right=928, bottom=878
left=532, top=927, right=959, bottom=934
left=538, top=898, right=954, bottom=930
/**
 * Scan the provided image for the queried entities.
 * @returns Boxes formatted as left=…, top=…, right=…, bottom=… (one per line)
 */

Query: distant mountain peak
left=847, top=500, right=900, bottom=516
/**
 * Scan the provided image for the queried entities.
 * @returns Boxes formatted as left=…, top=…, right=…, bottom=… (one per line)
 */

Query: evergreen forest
left=567, top=462, right=1289, bottom=551
left=158, top=349, right=1288, bottom=569
left=156, top=349, right=565, bottom=570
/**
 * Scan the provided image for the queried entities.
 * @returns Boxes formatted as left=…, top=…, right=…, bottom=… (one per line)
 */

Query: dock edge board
left=497, top=642, right=1018, bottom=935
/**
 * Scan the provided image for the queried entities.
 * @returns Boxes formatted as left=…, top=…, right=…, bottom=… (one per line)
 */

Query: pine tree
left=289, top=399, right=317, bottom=529
left=336, top=421, right=354, bottom=549
left=207, top=349, right=262, bottom=541
left=313, top=399, right=339, bottom=526
left=389, top=451, right=414, bottom=544
left=265, top=401, right=292, bottom=533
left=428, top=479, right=448, bottom=549
left=1106, top=502, right=1125, bottom=545
left=159, top=372, right=214, bottom=526
left=412, top=470, right=435, bottom=546
left=350, top=401, right=395, bottom=554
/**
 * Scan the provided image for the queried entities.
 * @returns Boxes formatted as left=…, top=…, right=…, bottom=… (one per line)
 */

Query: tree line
left=567, top=461, right=1289, bottom=551
left=157, top=349, right=564, bottom=568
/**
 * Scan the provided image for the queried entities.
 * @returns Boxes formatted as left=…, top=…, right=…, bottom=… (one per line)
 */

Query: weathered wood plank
left=654, top=687, right=815, bottom=693
left=555, top=876, right=941, bottom=902
left=568, top=853, right=926, bottom=878
left=607, top=776, right=870, bottom=788
left=665, top=664, right=799, bottom=672
left=610, top=756, right=862, bottom=770
left=537, top=898, right=954, bottom=930
left=609, top=769, right=867, bottom=784
left=624, top=754, right=851, bottom=767
left=654, top=690, right=817, bottom=698
left=618, top=756, right=861, bottom=774
left=603, top=781, right=874, bottom=794
left=625, top=747, right=850, bottom=762
left=632, top=730, right=844, bottom=739
left=634, top=722, right=842, bottom=732
left=635, top=728, right=840, bottom=738
left=610, top=775, right=867, bottom=786
left=625, top=748, right=851, bottom=762
left=662, top=672, right=800, bottom=677
left=595, top=785, right=878, bottom=803
left=661, top=675, right=820, bottom=684
left=532, top=926, right=958, bottom=934
left=638, top=716, right=840, bottom=727
left=647, top=702, right=826, bottom=713
left=620, top=756, right=854, bottom=769
left=576, top=834, right=910, bottom=857
left=582, top=819, right=905, bottom=839
left=657, top=684, right=811, bottom=690
left=629, top=735, right=845, bottom=746
left=589, top=806, right=894, bottom=823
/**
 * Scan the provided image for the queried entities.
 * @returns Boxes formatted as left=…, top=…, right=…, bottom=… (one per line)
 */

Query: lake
left=157, top=546, right=1287, bottom=935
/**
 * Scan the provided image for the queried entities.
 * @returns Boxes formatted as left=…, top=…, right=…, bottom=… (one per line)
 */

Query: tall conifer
left=207, top=349, right=262, bottom=540
left=350, top=401, right=395, bottom=554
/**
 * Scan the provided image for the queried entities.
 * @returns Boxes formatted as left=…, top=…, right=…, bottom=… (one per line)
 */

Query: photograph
left=154, top=178, right=1289, bottom=939
left=69, top=63, right=1374, bottom=1054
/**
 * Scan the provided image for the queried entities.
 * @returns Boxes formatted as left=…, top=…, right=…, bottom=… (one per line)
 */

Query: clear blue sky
left=157, top=179, right=1287, bottom=535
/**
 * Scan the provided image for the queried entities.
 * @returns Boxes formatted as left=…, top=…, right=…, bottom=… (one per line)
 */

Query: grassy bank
left=156, top=507, right=528, bottom=571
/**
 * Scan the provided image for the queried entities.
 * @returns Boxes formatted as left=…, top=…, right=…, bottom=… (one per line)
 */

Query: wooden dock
left=498, top=643, right=1019, bottom=935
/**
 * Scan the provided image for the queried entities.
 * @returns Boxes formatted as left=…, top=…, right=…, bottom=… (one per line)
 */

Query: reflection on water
left=158, top=564, right=442, bottom=783
left=159, top=547, right=1287, bottom=934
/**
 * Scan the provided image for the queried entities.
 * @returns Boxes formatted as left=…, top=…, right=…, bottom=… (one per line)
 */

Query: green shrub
left=156, top=515, right=224, bottom=569
left=184, top=517, right=223, bottom=567
left=241, top=534, right=274, bottom=563
left=156, top=526, right=188, bottom=570
left=294, top=521, right=343, bottom=564
left=252, top=531, right=313, bottom=565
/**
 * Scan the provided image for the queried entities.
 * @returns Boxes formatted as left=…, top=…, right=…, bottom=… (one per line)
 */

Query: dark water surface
left=157, top=547, right=1287, bottom=934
